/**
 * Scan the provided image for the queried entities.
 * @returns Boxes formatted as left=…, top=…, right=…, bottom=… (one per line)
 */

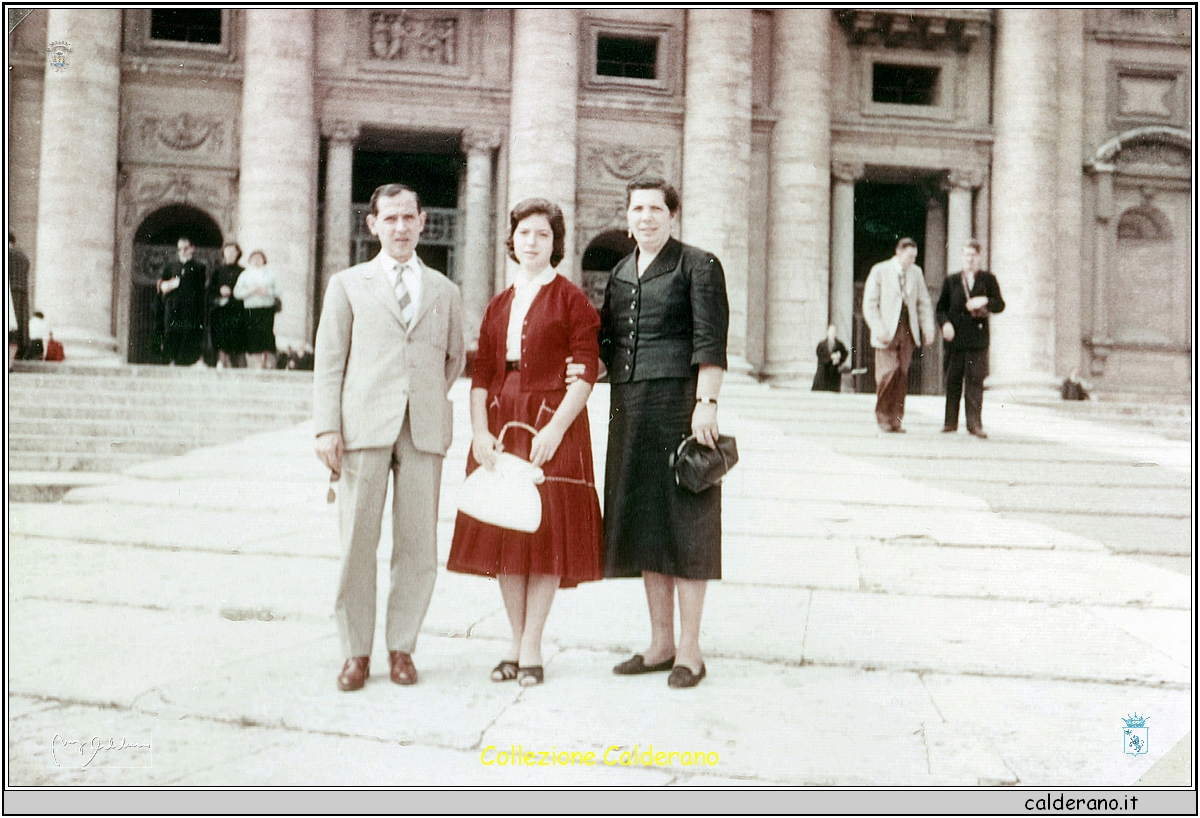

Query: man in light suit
left=862, top=237, right=936, bottom=433
left=314, top=183, right=465, bottom=691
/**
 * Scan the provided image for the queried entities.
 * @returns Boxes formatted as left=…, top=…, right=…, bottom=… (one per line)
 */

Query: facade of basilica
left=7, top=9, right=1192, bottom=394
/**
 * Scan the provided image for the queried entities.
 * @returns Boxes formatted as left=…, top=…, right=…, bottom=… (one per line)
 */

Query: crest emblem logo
left=47, top=40, right=72, bottom=72
left=1122, top=713, right=1149, bottom=755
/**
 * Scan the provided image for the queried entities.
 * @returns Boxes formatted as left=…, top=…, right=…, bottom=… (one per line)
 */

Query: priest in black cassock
left=812, top=323, right=849, bottom=392
left=157, top=236, right=207, bottom=366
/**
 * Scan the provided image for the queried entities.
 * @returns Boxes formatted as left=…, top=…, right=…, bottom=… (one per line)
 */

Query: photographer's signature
left=51, top=734, right=151, bottom=767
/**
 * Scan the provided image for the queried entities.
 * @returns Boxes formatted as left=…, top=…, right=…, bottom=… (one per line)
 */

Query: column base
left=755, top=360, right=817, bottom=384
left=983, top=371, right=1062, bottom=402
left=53, top=327, right=122, bottom=366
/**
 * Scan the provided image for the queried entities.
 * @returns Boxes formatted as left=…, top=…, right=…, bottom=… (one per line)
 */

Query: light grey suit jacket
left=313, top=253, right=466, bottom=454
left=862, top=257, right=936, bottom=349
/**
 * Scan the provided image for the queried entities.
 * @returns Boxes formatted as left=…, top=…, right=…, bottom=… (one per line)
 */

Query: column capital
left=944, top=167, right=984, bottom=191
left=831, top=161, right=864, bottom=184
left=463, top=126, right=503, bottom=154
left=321, top=119, right=360, bottom=142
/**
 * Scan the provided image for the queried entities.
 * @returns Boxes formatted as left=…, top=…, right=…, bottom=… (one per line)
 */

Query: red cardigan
left=472, top=274, right=600, bottom=395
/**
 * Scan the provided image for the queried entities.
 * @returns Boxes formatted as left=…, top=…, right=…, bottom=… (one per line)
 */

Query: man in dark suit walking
left=935, top=239, right=1005, bottom=438
left=157, top=236, right=207, bottom=366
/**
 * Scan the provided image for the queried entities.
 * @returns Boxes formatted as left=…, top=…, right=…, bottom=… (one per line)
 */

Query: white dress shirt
left=505, top=267, right=557, bottom=361
left=381, top=251, right=422, bottom=318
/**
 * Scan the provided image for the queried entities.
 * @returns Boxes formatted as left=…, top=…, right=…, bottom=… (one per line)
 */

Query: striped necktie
left=394, top=261, right=416, bottom=329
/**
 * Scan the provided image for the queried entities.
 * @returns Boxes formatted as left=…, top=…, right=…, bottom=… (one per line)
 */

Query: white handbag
left=457, top=422, right=545, bottom=533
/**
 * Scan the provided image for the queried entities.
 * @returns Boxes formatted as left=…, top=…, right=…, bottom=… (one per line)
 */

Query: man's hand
left=219, top=285, right=232, bottom=298
left=471, top=431, right=500, bottom=470
left=966, top=295, right=989, bottom=317
left=691, top=401, right=719, bottom=449
left=831, top=350, right=843, bottom=365
left=315, top=431, right=344, bottom=479
left=941, top=322, right=955, bottom=342
left=563, top=356, right=586, bottom=385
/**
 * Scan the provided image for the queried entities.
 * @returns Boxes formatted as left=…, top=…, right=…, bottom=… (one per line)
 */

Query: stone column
left=1055, top=9, right=1086, bottom=377
left=238, top=9, right=317, bottom=349
left=764, top=9, right=831, bottom=380
left=829, top=161, right=863, bottom=345
left=34, top=9, right=122, bottom=361
left=681, top=9, right=753, bottom=373
left=508, top=9, right=578, bottom=284
left=989, top=9, right=1060, bottom=387
left=320, top=121, right=359, bottom=295
left=1088, top=163, right=1116, bottom=353
left=944, top=169, right=979, bottom=272
left=461, top=127, right=502, bottom=348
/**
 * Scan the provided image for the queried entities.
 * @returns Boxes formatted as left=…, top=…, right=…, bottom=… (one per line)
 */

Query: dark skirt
left=603, top=377, right=721, bottom=580
left=447, top=369, right=604, bottom=588
left=243, top=307, right=276, bottom=354
left=209, top=301, right=245, bottom=354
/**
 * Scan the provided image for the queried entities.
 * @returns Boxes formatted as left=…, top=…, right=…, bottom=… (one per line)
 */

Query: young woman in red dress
left=447, top=198, right=603, bottom=686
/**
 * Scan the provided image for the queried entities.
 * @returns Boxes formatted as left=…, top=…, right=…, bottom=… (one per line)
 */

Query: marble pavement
left=7, top=379, right=1192, bottom=787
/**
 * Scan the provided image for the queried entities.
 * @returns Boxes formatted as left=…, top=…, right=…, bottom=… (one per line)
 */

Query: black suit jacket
left=599, top=237, right=729, bottom=384
left=935, top=270, right=1004, bottom=352
left=159, top=258, right=207, bottom=332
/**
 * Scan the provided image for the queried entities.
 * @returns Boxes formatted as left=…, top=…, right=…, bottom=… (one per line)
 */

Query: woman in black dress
left=208, top=242, right=246, bottom=368
left=600, top=175, right=729, bottom=689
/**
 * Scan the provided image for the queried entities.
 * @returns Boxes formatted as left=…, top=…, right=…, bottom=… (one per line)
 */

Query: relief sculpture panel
left=579, top=143, right=678, bottom=193
left=369, top=11, right=457, bottom=65
left=122, top=109, right=237, bottom=169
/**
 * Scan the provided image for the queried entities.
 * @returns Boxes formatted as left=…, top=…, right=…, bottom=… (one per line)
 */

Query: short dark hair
left=222, top=241, right=242, bottom=260
left=177, top=235, right=194, bottom=246
left=248, top=250, right=268, bottom=265
left=506, top=198, right=566, bottom=267
left=625, top=175, right=680, bottom=215
left=369, top=183, right=423, bottom=216
left=895, top=237, right=917, bottom=252
left=964, top=238, right=982, bottom=253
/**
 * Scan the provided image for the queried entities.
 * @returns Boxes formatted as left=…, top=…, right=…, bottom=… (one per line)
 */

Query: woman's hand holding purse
left=472, top=430, right=500, bottom=470
left=529, top=422, right=566, bottom=468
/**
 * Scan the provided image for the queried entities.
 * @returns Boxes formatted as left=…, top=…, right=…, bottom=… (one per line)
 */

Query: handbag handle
left=497, top=421, right=540, bottom=453
left=674, top=434, right=730, bottom=472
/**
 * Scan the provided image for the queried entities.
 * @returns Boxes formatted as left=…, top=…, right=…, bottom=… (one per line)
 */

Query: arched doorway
left=581, top=229, right=635, bottom=308
left=130, top=205, right=223, bottom=364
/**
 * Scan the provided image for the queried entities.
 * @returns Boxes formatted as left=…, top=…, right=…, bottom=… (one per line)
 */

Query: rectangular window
left=596, top=35, right=657, bottom=80
left=872, top=63, right=939, bottom=106
left=150, top=9, right=222, bottom=45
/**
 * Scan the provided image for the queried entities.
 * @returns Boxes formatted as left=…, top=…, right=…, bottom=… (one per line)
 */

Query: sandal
left=517, top=666, right=544, bottom=686
left=491, top=660, right=519, bottom=682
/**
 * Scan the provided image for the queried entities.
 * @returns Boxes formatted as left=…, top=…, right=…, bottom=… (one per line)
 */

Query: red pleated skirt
left=447, top=370, right=604, bottom=588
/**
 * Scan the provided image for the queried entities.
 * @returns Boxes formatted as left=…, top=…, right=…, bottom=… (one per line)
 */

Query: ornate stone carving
left=462, top=127, right=503, bottom=154
left=576, top=200, right=629, bottom=235
left=836, top=10, right=990, bottom=52
left=124, top=170, right=225, bottom=226
left=368, top=12, right=457, bottom=65
left=831, top=161, right=865, bottom=184
left=139, top=113, right=221, bottom=152
left=583, top=145, right=670, bottom=188
left=321, top=120, right=361, bottom=143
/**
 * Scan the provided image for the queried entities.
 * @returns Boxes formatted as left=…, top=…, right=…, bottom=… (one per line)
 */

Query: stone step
left=8, top=435, right=200, bottom=456
left=7, top=450, right=161, bottom=473
left=11, top=360, right=314, bottom=382
left=9, top=417, right=299, bottom=440
left=8, top=403, right=311, bottom=423
left=7, top=382, right=313, bottom=401
left=7, top=472, right=122, bottom=503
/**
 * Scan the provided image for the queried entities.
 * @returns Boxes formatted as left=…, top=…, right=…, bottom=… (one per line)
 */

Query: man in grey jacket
left=862, top=237, right=936, bottom=433
left=313, top=183, right=465, bottom=691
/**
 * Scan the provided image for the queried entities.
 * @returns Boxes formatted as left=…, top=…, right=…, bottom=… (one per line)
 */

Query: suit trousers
left=943, top=347, right=988, bottom=432
left=335, top=414, right=443, bottom=658
left=874, top=313, right=916, bottom=429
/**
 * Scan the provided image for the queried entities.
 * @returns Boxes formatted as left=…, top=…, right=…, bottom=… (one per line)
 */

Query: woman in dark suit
left=600, top=175, right=729, bottom=689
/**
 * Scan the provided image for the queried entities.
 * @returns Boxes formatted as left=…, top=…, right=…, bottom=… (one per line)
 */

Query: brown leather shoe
left=337, top=656, right=369, bottom=692
left=389, top=651, right=418, bottom=685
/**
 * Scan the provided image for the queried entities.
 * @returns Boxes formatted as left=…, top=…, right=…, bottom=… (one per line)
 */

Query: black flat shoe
left=517, top=665, right=544, bottom=686
left=491, top=660, right=519, bottom=682
left=667, top=664, right=707, bottom=688
left=613, top=654, right=676, bottom=675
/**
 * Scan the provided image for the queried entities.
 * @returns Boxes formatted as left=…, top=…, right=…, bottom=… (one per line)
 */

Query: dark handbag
left=669, top=434, right=738, bottom=493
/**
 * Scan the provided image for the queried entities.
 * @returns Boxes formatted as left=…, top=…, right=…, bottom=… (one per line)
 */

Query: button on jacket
left=599, top=238, right=729, bottom=383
